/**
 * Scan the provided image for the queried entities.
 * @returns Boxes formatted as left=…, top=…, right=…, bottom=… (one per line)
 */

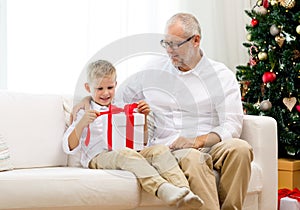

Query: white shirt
left=116, top=51, right=243, bottom=146
left=62, top=101, right=109, bottom=168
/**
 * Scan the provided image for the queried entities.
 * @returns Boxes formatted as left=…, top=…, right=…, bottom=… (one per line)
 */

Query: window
left=2, top=0, right=179, bottom=94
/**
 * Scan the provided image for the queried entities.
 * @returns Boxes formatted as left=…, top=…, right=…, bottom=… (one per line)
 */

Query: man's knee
left=227, top=138, right=253, bottom=161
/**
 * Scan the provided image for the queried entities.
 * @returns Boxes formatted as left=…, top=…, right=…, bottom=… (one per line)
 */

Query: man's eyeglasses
left=160, top=35, right=195, bottom=50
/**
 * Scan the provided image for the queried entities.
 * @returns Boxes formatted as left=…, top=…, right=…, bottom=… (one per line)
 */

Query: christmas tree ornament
left=260, top=100, right=272, bottom=111
left=275, top=35, right=285, bottom=47
left=263, top=0, right=269, bottom=8
left=296, top=25, right=300, bottom=34
left=249, top=45, right=258, bottom=66
left=296, top=105, right=300, bottom=113
left=239, top=81, right=250, bottom=100
left=251, top=18, right=259, bottom=27
left=262, top=71, right=276, bottom=83
left=292, top=50, right=300, bottom=60
left=257, top=0, right=263, bottom=6
left=255, top=6, right=268, bottom=15
left=258, top=51, right=268, bottom=60
left=279, top=0, right=296, bottom=9
left=246, top=33, right=252, bottom=41
left=270, top=0, right=279, bottom=5
left=283, top=97, right=297, bottom=111
left=270, top=24, right=280, bottom=36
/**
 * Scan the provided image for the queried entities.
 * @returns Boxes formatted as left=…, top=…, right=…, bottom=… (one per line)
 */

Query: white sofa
left=0, top=90, right=278, bottom=210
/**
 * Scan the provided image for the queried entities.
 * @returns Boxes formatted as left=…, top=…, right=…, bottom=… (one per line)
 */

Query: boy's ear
left=84, top=83, right=91, bottom=93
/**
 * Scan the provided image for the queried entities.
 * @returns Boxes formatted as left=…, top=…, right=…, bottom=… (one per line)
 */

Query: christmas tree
left=236, top=0, right=300, bottom=159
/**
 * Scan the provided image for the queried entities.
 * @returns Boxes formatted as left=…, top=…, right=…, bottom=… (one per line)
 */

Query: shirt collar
left=90, top=100, right=109, bottom=111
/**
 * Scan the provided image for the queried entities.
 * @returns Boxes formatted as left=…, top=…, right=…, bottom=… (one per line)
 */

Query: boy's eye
left=95, top=87, right=103, bottom=91
left=107, top=86, right=114, bottom=90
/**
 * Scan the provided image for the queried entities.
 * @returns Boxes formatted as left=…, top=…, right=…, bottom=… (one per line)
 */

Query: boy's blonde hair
left=86, top=60, right=116, bottom=84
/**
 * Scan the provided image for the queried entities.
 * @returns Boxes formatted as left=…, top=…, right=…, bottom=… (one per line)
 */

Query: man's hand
left=169, top=136, right=203, bottom=150
left=70, top=96, right=92, bottom=123
left=169, top=133, right=221, bottom=150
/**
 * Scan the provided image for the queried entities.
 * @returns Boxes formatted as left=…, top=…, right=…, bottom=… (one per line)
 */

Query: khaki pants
left=89, top=144, right=189, bottom=196
left=172, top=138, right=253, bottom=210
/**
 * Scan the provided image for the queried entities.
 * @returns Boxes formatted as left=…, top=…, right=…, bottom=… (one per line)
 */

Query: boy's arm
left=68, top=122, right=86, bottom=150
left=68, top=109, right=99, bottom=150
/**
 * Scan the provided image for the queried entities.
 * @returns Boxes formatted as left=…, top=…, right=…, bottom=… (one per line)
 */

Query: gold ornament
left=246, top=33, right=252, bottom=41
left=293, top=50, right=300, bottom=60
left=283, top=97, right=297, bottom=111
left=296, top=25, right=300, bottom=35
left=270, top=0, right=279, bottom=5
left=275, top=35, right=285, bottom=48
left=279, top=0, right=296, bottom=9
left=258, top=52, right=268, bottom=60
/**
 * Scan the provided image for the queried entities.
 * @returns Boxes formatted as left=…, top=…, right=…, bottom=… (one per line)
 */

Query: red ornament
left=251, top=19, right=259, bottom=27
left=296, top=105, right=300, bottom=113
left=262, top=72, right=276, bottom=83
left=263, top=0, right=269, bottom=8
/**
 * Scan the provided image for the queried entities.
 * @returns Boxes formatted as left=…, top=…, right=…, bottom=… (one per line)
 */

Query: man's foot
left=157, top=183, right=189, bottom=205
left=177, top=190, right=204, bottom=209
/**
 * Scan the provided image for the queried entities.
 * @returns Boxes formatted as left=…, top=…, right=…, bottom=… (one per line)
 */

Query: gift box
left=279, top=197, right=300, bottom=210
left=278, top=158, right=300, bottom=190
left=278, top=188, right=300, bottom=210
left=102, top=112, right=145, bottom=150
left=85, top=104, right=145, bottom=151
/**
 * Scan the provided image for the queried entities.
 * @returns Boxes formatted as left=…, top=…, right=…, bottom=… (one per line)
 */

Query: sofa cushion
left=0, top=167, right=140, bottom=209
left=0, top=134, right=13, bottom=171
left=0, top=91, right=67, bottom=168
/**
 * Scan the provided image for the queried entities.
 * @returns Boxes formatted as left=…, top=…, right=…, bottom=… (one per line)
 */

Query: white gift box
left=280, top=197, right=300, bottom=210
left=101, top=112, right=145, bottom=151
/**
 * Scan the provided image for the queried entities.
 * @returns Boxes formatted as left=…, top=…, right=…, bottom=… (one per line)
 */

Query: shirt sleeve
left=210, top=66, right=243, bottom=141
left=62, top=109, right=85, bottom=154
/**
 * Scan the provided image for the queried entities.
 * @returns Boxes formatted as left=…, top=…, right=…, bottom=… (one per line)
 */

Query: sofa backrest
left=0, top=90, right=68, bottom=169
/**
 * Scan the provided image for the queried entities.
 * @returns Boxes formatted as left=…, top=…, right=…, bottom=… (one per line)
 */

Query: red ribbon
left=278, top=188, right=300, bottom=209
left=84, top=103, right=138, bottom=151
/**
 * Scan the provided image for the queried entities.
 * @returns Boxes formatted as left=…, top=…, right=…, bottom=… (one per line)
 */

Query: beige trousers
left=89, top=144, right=189, bottom=196
left=172, top=138, right=253, bottom=210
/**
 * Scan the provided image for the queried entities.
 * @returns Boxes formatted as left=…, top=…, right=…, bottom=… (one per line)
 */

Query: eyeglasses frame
left=160, top=35, right=195, bottom=50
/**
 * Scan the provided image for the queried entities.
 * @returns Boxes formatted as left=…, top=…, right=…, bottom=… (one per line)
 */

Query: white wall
left=0, top=0, right=253, bottom=95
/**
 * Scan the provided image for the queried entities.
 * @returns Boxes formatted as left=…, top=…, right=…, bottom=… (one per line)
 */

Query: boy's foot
left=157, top=183, right=189, bottom=205
left=177, top=190, right=204, bottom=209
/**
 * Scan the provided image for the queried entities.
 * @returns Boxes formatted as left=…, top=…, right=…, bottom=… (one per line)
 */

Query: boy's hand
left=78, top=110, right=99, bottom=128
left=137, top=100, right=150, bottom=116
left=70, top=96, right=92, bottom=122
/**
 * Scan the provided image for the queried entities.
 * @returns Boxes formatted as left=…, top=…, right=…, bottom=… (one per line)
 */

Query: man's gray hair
left=166, top=13, right=201, bottom=37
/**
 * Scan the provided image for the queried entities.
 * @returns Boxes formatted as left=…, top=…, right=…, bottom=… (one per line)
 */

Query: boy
left=63, top=60, right=203, bottom=209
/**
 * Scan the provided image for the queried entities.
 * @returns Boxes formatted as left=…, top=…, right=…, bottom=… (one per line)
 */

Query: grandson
left=63, top=60, right=203, bottom=209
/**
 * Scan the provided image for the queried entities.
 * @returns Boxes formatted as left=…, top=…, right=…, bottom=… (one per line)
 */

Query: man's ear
left=194, top=34, right=201, bottom=47
left=84, top=83, right=91, bottom=93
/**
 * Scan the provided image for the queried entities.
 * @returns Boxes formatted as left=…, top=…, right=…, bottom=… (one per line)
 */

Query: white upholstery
left=0, top=91, right=278, bottom=210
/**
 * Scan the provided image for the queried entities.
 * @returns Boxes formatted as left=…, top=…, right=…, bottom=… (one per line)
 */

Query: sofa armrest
left=240, top=115, right=278, bottom=210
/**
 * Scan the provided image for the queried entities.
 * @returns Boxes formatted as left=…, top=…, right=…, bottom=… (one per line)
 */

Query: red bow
left=84, top=103, right=138, bottom=151
left=278, top=188, right=300, bottom=209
